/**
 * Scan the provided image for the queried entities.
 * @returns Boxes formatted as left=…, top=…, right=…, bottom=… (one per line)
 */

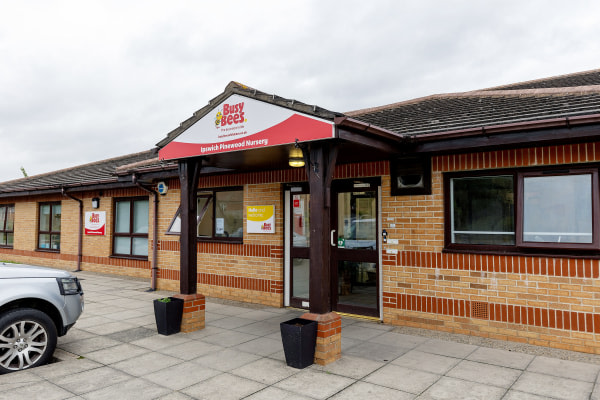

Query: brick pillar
left=301, top=312, right=342, bottom=365
left=174, top=293, right=205, bottom=332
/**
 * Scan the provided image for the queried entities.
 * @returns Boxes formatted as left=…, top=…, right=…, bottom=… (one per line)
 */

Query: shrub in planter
left=153, top=297, right=183, bottom=335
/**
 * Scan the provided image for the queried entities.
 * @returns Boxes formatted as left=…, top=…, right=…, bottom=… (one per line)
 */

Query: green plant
left=157, top=297, right=172, bottom=303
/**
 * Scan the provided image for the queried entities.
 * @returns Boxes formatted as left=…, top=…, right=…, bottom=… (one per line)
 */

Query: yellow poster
left=247, top=205, right=275, bottom=233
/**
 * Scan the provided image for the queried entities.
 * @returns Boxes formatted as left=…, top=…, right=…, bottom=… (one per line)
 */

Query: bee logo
left=215, top=111, right=223, bottom=128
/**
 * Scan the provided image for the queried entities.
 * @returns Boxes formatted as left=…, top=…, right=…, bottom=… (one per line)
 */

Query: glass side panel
left=39, top=205, right=51, bottom=231
left=133, top=200, right=149, bottom=234
left=215, top=191, right=243, bottom=238
left=337, top=261, right=377, bottom=308
left=292, top=258, right=310, bottom=299
left=52, top=204, right=61, bottom=232
left=115, top=201, right=131, bottom=233
left=451, top=176, right=515, bottom=245
left=5, top=206, right=14, bottom=230
left=197, top=195, right=213, bottom=237
left=50, top=234, right=60, bottom=250
left=292, top=194, right=310, bottom=247
left=523, top=174, right=592, bottom=243
left=39, top=233, right=51, bottom=249
left=114, top=236, right=131, bottom=254
left=0, top=206, right=5, bottom=230
left=132, top=237, right=148, bottom=256
left=337, top=191, right=377, bottom=250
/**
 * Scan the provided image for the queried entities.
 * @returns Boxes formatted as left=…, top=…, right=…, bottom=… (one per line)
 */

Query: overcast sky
left=1, top=0, right=599, bottom=182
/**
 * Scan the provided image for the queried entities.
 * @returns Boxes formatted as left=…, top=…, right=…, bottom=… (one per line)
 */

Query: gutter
left=61, top=188, right=83, bottom=272
left=132, top=175, right=159, bottom=291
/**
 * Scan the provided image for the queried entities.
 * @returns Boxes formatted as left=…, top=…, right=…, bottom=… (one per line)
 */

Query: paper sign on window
left=85, top=211, right=106, bottom=235
left=247, top=205, right=275, bottom=234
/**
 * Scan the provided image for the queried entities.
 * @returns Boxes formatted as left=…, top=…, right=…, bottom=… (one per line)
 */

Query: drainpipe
left=61, top=188, right=83, bottom=272
left=132, top=175, right=159, bottom=291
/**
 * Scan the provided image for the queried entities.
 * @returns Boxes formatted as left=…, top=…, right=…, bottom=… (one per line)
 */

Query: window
left=38, top=202, right=61, bottom=251
left=113, top=198, right=149, bottom=257
left=0, top=204, right=15, bottom=248
left=446, top=167, right=599, bottom=252
left=168, top=188, right=243, bottom=242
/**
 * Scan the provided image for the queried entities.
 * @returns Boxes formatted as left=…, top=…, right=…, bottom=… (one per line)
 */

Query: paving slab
left=192, top=348, right=262, bottom=371
left=415, top=338, right=478, bottom=359
left=82, top=377, right=172, bottom=400
left=312, top=354, right=385, bottom=379
left=526, top=355, right=600, bottom=382
left=181, top=373, right=266, bottom=400
left=392, top=350, right=460, bottom=375
left=363, top=364, right=440, bottom=394
left=466, top=346, right=534, bottom=369
left=446, top=360, right=521, bottom=388
left=143, top=361, right=221, bottom=391
left=52, top=366, right=131, bottom=395
left=512, top=371, right=594, bottom=400
left=231, top=358, right=299, bottom=385
left=274, top=369, right=355, bottom=399
left=418, top=376, right=506, bottom=400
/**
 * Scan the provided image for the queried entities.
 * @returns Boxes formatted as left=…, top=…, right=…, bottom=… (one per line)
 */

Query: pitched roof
left=485, top=69, right=600, bottom=90
left=0, top=149, right=159, bottom=196
left=347, top=70, right=600, bottom=137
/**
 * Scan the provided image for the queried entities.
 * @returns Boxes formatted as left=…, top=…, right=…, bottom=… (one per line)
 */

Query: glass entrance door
left=289, top=189, right=310, bottom=308
left=331, top=179, right=380, bottom=317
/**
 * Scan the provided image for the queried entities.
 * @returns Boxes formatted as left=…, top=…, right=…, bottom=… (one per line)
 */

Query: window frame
left=112, top=196, right=149, bottom=259
left=167, top=186, right=244, bottom=243
left=38, top=201, right=61, bottom=252
left=0, top=204, right=15, bottom=248
left=444, top=165, right=600, bottom=254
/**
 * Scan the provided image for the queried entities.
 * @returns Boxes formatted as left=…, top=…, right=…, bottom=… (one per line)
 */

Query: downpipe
left=132, top=175, right=159, bottom=291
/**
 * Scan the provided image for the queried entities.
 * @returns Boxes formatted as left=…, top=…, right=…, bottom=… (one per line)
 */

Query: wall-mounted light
left=289, top=140, right=305, bottom=168
left=91, top=197, right=100, bottom=209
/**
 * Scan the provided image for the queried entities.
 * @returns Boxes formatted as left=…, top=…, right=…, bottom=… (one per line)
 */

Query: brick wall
left=382, top=141, right=600, bottom=354
left=0, top=188, right=152, bottom=279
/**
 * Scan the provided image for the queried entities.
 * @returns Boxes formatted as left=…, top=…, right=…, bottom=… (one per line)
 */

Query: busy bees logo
left=215, top=102, right=247, bottom=128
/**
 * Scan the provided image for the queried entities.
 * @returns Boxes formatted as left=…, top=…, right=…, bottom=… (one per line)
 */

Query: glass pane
left=292, top=194, right=310, bottom=247
left=523, top=174, right=592, bottom=243
left=168, top=212, right=181, bottom=233
left=6, top=233, right=13, bottom=246
left=451, top=176, right=514, bottom=245
left=0, top=206, right=5, bottom=230
left=337, top=191, right=377, bottom=250
left=51, top=234, right=60, bottom=250
left=132, top=237, right=148, bottom=256
left=133, top=200, right=149, bottom=233
left=39, top=233, right=51, bottom=249
left=52, top=204, right=61, bottom=232
left=5, top=206, right=14, bottom=230
left=0, top=232, right=5, bottom=245
left=115, top=201, right=131, bottom=233
left=338, top=261, right=377, bottom=308
left=39, top=205, right=51, bottom=231
left=114, top=236, right=131, bottom=254
left=215, top=191, right=243, bottom=238
left=197, top=195, right=213, bottom=237
left=292, top=258, right=310, bottom=299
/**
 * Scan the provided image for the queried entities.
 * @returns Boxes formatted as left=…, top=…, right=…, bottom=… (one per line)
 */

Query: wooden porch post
left=302, top=142, right=341, bottom=365
left=175, top=158, right=205, bottom=332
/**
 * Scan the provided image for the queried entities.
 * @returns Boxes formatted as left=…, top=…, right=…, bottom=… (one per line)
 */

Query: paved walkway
left=2, top=271, right=600, bottom=399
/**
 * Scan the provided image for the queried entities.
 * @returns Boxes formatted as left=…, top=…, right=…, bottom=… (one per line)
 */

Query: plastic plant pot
left=153, top=297, right=184, bottom=335
left=280, top=318, right=318, bottom=368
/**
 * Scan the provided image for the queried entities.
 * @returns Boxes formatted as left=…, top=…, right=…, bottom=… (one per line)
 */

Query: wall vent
left=471, top=301, right=489, bottom=319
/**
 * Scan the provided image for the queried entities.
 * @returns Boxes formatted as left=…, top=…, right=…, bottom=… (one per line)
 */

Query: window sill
left=109, top=255, right=149, bottom=261
left=36, top=248, right=60, bottom=253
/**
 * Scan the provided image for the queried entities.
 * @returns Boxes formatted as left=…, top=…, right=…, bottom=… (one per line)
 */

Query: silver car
left=0, top=263, right=84, bottom=373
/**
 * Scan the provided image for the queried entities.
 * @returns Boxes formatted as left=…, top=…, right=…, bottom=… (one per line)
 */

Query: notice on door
left=247, top=205, right=275, bottom=234
left=85, top=211, right=106, bottom=235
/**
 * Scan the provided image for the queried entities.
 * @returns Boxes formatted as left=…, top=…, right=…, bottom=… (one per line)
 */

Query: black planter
left=153, top=297, right=184, bottom=335
left=280, top=318, right=318, bottom=369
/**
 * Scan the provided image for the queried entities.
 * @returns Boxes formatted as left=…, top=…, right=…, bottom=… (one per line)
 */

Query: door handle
left=331, top=229, right=336, bottom=247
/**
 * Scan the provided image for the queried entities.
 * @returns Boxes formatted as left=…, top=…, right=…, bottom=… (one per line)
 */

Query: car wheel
left=0, top=308, right=58, bottom=373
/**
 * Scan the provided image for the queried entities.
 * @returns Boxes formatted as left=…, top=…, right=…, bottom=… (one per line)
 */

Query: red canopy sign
left=159, top=94, right=335, bottom=160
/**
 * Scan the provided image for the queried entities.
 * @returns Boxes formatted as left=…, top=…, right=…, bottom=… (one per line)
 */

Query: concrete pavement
left=1, top=271, right=600, bottom=399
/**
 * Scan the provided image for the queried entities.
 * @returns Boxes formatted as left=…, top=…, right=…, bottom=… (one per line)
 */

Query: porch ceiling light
left=289, top=145, right=305, bottom=168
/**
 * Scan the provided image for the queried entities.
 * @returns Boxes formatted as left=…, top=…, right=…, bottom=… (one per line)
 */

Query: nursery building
left=2, top=69, right=600, bottom=358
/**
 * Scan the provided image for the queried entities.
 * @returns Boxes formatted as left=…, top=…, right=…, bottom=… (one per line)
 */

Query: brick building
left=2, top=70, right=600, bottom=356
